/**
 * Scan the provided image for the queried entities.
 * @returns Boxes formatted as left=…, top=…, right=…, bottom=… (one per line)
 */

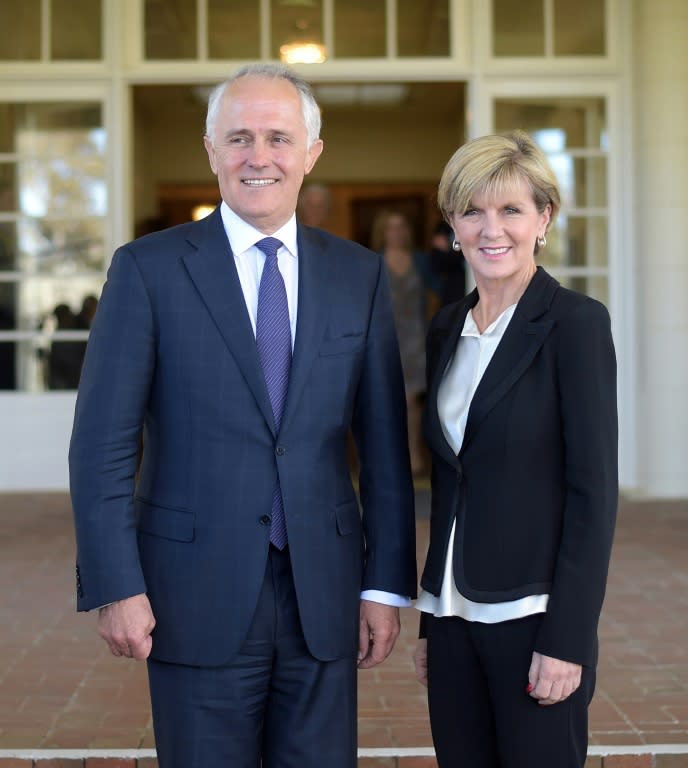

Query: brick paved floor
left=1, top=490, right=687, bottom=756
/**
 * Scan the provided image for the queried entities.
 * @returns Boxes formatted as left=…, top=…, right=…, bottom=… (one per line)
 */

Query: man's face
left=204, top=76, right=323, bottom=234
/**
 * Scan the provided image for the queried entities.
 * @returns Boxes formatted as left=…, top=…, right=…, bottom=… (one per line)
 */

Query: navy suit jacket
left=420, top=268, right=618, bottom=667
left=70, top=207, right=417, bottom=665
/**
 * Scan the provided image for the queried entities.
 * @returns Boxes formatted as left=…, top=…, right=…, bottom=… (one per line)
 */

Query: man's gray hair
left=205, top=63, right=322, bottom=148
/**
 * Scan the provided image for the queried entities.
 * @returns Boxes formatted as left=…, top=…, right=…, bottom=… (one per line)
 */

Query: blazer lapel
left=181, top=207, right=276, bottom=433
left=424, top=293, right=477, bottom=467
left=279, top=225, right=331, bottom=431
left=462, top=268, right=559, bottom=450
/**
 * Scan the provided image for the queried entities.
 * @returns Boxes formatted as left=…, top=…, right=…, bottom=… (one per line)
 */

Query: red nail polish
left=526, top=683, right=534, bottom=693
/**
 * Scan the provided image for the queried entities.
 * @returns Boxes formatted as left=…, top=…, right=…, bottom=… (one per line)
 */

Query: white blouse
left=415, top=304, right=549, bottom=623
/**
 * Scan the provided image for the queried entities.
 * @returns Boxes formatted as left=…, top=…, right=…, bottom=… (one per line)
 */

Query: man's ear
left=304, top=139, right=324, bottom=175
left=204, top=136, right=218, bottom=175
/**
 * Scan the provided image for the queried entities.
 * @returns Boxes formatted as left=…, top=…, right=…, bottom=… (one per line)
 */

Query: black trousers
left=426, top=613, right=595, bottom=768
left=148, top=546, right=358, bottom=768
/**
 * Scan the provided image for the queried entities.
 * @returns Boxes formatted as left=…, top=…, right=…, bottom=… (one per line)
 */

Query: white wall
left=633, top=0, right=688, bottom=496
left=1, top=394, right=76, bottom=491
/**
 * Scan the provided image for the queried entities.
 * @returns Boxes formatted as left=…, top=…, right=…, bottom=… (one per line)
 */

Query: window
left=492, top=0, right=606, bottom=57
left=0, top=102, right=106, bottom=390
left=143, top=0, right=453, bottom=62
left=494, top=97, right=609, bottom=304
left=0, top=0, right=103, bottom=61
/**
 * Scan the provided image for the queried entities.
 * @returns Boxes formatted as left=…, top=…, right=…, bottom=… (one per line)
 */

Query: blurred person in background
left=429, top=218, right=466, bottom=306
left=372, top=209, right=441, bottom=475
left=297, top=182, right=332, bottom=229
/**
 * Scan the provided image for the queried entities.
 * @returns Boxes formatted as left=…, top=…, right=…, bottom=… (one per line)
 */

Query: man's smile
left=242, top=178, right=278, bottom=186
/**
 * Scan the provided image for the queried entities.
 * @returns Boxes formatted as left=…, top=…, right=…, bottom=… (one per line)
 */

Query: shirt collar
left=463, top=303, right=517, bottom=339
left=219, top=201, right=298, bottom=259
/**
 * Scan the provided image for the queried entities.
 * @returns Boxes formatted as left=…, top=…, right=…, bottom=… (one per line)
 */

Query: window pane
left=335, top=0, right=386, bottom=58
left=19, top=148, right=107, bottom=220
left=557, top=274, right=608, bottom=305
left=0, top=282, right=14, bottom=323
left=0, top=223, right=18, bottom=270
left=10, top=102, right=103, bottom=136
left=554, top=0, right=605, bottom=56
left=0, top=0, right=41, bottom=60
left=272, top=0, right=323, bottom=62
left=19, top=275, right=102, bottom=331
left=495, top=98, right=607, bottom=150
left=16, top=217, right=106, bottom=274
left=540, top=217, right=607, bottom=269
left=0, top=277, right=102, bottom=390
left=493, top=0, right=544, bottom=56
left=145, top=0, right=197, bottom=59
left=52, top=0, right=102, bottom=59
left=0, top=281, right=17, bottom=389
left=570, top=157, right=607, bottom=208
left=6, top=103, right=107, bottom=274
left=0, top=342, right=16, bottom=389
left=0, top=105, right=19, bottom=152
left=398, top=0, right=449, bottom=57
left=0, top=163, right=17, bottom=212
left=531, top=149, right=607, bottom=212
left=208, top=0, right=259, bottom=59
left=397, top=0, right=449, bottom=56
left=563, top=216, right=607, bottom=268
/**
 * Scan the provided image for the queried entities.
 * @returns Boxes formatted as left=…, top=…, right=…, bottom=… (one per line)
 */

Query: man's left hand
left=357, top=600, right=400, bottom=669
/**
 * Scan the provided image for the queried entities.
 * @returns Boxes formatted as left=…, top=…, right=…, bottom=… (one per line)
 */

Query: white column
left=633, top=0, right=688, bottom=496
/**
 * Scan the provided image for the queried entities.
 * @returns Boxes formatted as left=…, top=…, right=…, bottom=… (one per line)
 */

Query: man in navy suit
left=70, top=63, right=416, bottom=768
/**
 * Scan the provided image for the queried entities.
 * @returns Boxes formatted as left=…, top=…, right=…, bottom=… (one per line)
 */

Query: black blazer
left=420, top=267, right=618, bottom=667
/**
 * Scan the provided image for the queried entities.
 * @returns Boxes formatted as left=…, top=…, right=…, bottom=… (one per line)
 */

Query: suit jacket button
left=260, top=515, right=272, bottom=525
left=276, top=446, right=286, bottom=456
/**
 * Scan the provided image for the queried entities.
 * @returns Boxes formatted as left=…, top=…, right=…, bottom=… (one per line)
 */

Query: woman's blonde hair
left=437, top=131, right=560, bottom=232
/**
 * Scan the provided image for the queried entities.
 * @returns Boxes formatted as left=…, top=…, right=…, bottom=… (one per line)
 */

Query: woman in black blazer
left=413, top=131, right=618, bottom=768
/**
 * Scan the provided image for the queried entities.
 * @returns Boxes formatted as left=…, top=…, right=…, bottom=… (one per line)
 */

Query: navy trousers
left=426, top=613, right=595, bottom=768
left=148, top=546, right=358, bottom=768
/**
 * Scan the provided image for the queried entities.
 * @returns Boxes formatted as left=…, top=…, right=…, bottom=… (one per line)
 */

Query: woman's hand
left=527, top=651, right=581, bottom=706
left=413, top=639, right=429, bottom=687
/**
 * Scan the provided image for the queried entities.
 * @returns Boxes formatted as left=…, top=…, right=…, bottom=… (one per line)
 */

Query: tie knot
left=256, top=237, right=283, bottom=261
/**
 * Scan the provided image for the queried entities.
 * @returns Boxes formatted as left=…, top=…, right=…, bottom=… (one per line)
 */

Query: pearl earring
left=452, top=240, right=461, bottom=252
left=537, top=235, right=547, bottom=248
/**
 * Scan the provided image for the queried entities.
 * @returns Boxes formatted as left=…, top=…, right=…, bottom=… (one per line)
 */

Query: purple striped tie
left=255, top=237, right=290, bottom=549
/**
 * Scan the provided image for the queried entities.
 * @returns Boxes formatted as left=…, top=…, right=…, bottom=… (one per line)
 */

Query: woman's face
left=383, top=214, right=410, bottom=249
left=449, top=177, right=550, bottom=288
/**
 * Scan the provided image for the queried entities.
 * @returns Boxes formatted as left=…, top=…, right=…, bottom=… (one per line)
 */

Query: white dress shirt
left=220, top=203, right=299, bottom=347
left=219, top=203, right=410, bottom=609
left=415, top=304, right=549, bottom=622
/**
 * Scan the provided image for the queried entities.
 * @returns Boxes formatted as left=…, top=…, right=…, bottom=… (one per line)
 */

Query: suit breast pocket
left=319, top=334, right=365, bottom=357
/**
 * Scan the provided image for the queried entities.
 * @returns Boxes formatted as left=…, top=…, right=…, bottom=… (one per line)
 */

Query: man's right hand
left=97, top=593, right=155, bottom=660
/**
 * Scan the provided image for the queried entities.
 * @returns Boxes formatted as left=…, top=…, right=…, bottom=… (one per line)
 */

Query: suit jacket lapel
left=181, top=207, right=276, bottom=433
left=279, top=225, right=331, bottom=431
left=462, top=268, right=559, bottom=449
left=424, top=292, right=478, bottom=467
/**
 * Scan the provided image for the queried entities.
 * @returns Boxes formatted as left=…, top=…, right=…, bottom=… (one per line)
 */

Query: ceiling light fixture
left=279, top=41, right=327, bottom=64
